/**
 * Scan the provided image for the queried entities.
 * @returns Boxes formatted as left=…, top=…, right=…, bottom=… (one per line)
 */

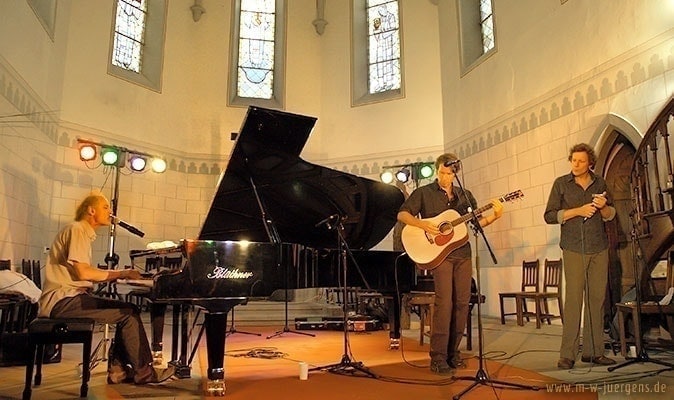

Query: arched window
left=352, top=0, right=404, bottom=107
left=229, top=0, right=286, bottom=109
left=108, top=0, right=167, bottom=92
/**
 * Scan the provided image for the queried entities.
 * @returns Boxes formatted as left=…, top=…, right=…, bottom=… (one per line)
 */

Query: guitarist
left=397, top=153, right=503, bottom=375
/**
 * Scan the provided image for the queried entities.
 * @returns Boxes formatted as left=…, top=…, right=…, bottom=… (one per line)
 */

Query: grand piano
left=146, top=106, right=415, bottom=395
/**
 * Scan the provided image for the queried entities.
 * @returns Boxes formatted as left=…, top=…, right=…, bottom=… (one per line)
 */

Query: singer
left=543, top=143, right=617, bottom=370
left=37, top=192, right=176, bottom=384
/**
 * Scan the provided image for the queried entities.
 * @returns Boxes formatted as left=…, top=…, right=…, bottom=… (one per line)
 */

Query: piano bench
left=23, top=317, right=95, bottom=400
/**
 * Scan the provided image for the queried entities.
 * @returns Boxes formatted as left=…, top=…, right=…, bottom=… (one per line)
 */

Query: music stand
left=452, top=177, right=538, bottom=399
left=607, top=228, right=674, bottom=372
left=310, top=216, right=377, bottom=378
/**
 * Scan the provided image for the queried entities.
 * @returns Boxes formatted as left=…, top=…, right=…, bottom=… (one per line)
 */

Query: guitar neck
left=452, top=203, right=494, bottom=226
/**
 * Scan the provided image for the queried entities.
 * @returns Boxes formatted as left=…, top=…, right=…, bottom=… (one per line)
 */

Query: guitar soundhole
left=438, top=222, right=453, bottom=234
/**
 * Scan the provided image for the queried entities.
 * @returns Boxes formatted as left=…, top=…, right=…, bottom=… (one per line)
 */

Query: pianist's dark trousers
left=50, top=293, right=155, bottom=382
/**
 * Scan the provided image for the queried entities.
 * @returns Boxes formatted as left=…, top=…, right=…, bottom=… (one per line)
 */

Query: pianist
left=37, top=192, right=175, bottom=385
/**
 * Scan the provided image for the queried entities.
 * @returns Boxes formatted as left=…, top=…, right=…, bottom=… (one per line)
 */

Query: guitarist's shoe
left=430, top=360, right=454, bottom=375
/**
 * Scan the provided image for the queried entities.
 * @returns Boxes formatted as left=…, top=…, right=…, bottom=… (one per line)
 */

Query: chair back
left=163, top=255, right=183, bottom=270
left=145, top=256, right=162, bottom=273
left=521, top=259, right=540, bottom=292
left=21, top=259, right=33, bottom=280
left=0, top=259, right=11, bottom=271
left=31, top=260, right=42, bottom=289
left=667, top=251, right=674, bottom=289
left=542, top=258, right=563, bottom=293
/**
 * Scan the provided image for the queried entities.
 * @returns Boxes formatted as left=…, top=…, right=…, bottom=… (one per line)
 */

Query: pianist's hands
left=121, top=269, right=143, bottom=280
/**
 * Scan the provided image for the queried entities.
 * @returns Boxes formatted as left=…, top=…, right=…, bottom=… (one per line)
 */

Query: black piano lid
left=199, top=106, right=405, bottom=250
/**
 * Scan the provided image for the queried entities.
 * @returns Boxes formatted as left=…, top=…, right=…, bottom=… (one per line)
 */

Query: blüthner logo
left=207, top=266, right=254, bottom=280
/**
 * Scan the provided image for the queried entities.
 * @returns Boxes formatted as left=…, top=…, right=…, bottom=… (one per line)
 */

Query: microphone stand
left=310, top=216, right=377, bottom=378
left=451, top=175, right=538, bottom=399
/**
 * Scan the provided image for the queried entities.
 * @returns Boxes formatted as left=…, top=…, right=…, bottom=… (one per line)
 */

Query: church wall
left=0, top=0, right=73, bottom=267
left=3, top=0, right=673, bottom=325
left=434, top=0, right=674, bottom=318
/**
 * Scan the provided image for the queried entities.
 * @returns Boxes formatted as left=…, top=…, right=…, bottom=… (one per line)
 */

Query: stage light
left=78, top=144, right=97, bottom=161
left=128, top=155, right=147, bottom=172
left=396, top=168, right=411, bottom=183
left=380, top=170, right=394, bottom=184
left=151, top=158, right=167, bottom=173
left=101, top=147, right=124, bottom=166
left=419, top=163, right=434, bottom=179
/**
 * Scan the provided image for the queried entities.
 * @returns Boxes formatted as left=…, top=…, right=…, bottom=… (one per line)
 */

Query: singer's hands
left=580, top=203, right=597, bottom=219
left=579, top=192, right=607, bottom=220
left=592, top=192, right=607, bottom=209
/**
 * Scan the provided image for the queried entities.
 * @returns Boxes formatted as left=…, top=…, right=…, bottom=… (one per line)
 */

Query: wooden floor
left=1, top=311, right=674, bottom=399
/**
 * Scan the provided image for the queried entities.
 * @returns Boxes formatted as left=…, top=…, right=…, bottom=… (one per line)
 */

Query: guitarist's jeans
left=429, top=256, right=472, bottom=364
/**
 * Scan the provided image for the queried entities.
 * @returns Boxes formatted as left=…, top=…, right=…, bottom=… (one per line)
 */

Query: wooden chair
left=0, top=259, right=10, bottom=270
left=616, top=251, right=674, bottom=356
left=499, top=259, right=540, bottom=325
left=516, top=258, right=564, bottom=328
left=407, top=291, right=435, bottom=345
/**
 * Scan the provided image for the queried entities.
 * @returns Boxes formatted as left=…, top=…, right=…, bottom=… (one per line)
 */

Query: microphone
left=444, top=159, right=461, bottom=168
left=111, top=215, right=145, bottom=237
left=315, top=214, right=339, bottom=228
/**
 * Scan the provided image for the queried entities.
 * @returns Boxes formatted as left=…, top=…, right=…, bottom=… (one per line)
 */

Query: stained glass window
left=237, top=0, right=276, bottom=99
left=479, top=0, right=495, bottom=54
left=366, top=0, right=401, bottom=94
left=112, top=0, right=147, bottom=73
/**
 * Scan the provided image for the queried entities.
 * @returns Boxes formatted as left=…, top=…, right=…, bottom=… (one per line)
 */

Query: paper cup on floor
left=299, top=362, right=308, bottom=380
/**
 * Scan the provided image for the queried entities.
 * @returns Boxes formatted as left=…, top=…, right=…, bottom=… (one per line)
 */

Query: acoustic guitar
left=401, top=190, right=524, bottom=270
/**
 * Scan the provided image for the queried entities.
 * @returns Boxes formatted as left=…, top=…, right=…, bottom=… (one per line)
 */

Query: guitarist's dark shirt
left=399, top=180, right=478, bottom=260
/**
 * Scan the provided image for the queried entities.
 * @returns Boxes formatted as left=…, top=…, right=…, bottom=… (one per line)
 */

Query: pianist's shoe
left=107, top=364, right=134, bottom=384
left=134, top=364, right=177, bottom=385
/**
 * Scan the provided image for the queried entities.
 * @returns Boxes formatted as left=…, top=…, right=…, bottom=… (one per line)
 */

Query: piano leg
left=386, top=296, right=401, bottom=350
left=167, top=303, right=192, bottom=379
left=150, top=302, right=167, bottom=365
left=204, top=311, right=228, bottom=396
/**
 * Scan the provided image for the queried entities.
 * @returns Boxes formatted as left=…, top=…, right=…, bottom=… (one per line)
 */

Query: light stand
left=451, top=176, right=538, bottom=400
left=310, top=217, right=377, bottom=378
left=90, top=165, right=122, bottom=370
left=607, top=228, right=674, bottom=372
